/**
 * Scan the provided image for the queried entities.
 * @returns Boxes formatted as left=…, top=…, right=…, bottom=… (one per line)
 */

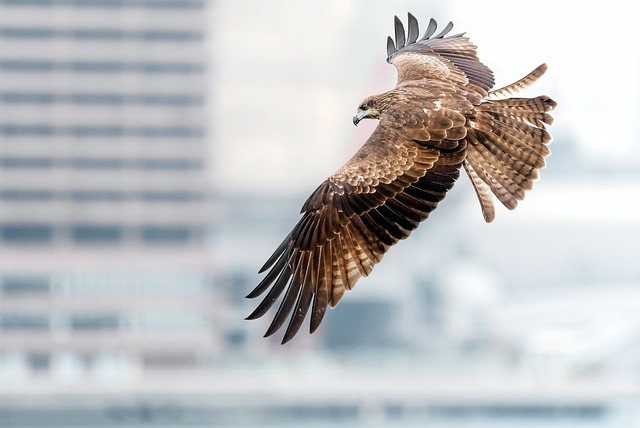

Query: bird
left=246, top=14, right=556, bottom=344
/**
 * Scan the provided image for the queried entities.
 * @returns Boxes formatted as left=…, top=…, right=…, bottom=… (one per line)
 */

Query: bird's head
left=353, top=95, right=383, bottom=126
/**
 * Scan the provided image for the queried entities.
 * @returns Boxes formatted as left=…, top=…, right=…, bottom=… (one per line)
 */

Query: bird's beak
left=353, top=111, right=366, bottom=126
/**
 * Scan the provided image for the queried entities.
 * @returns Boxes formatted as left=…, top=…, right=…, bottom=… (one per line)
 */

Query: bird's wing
left=247, top=123, right=466, bottom=344
left=386, top=14, right=494, bottom=100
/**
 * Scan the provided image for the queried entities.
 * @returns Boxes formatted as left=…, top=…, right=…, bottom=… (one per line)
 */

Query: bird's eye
left=360, top=104, right=369, bottom=111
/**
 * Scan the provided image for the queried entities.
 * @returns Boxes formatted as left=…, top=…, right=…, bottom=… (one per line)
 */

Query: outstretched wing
left=387, top=14, right=494, bottom=100
left=247, top=124, right=466, bottom=344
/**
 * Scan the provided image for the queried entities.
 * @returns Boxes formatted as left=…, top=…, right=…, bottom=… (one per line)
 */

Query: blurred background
left=0, top=0, right=639, bottom=427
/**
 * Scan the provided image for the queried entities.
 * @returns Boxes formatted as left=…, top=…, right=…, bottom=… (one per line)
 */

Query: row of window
left=1, top=314, right=118, bottom=330
left=0, top=0, right=204, bottom=9
left=1, top=223, right=201, bottom=244
left=0, top=125, right=203, bottom=138
left=2, top=275, right=49, bottom=294
left=0, top=60, right=204, bottom=74
left=4, top=352, right=202, bottom=372
left=0, top=157, right=203, bottom=170
left=0, top=92, right=204, bottom=106
left=1, top=272, right=212, bottom=295
left=0, top=313, right=206, bottom=331
left=0, top=190, right=206, bottom=202
left=0, top=27, right=203, bottom=42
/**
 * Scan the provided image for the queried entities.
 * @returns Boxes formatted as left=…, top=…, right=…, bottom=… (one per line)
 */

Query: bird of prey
left=246, top=14, right=556, bottom=344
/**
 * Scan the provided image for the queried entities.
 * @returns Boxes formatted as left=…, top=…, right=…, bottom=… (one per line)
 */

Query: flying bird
left=246, top=14, right=556, bottom=344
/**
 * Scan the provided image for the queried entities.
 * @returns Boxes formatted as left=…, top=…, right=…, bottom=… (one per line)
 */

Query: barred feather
left=487, top=63, right=549, bottom=100
left=463, top=69, right=556, bottom=219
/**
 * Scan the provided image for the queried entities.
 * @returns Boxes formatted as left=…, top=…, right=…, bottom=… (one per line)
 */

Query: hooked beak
left=353, top=111, right=366, bottom=126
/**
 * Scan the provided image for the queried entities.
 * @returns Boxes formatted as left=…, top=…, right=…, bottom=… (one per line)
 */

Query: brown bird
left=247, top=14, right=556, bottom=344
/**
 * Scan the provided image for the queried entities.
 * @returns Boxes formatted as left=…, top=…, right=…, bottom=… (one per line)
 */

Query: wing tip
left=420, top=17, right=438, bottom=41
left=386, top=36, right=395, bottom=61
left=388, top=14, right=409, bottom=61
left=388, top=15, right=459, bottom=61
left=394, top=15, right=406, bottom=50
left=245, top=305, right=266, bottom=321
left=406, top=12, right=419, bottom=44
left=433, top=21, right=454, bottom=39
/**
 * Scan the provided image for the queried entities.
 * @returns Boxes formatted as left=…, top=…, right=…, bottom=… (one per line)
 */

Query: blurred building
left=0, top=0, right=219, bottom=379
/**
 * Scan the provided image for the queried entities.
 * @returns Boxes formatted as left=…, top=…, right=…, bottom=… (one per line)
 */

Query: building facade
left=0, top=0, right=219, bottom=379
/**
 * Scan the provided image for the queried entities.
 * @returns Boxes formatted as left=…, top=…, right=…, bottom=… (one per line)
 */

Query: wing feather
left=281, top=253, right=316, bottom=343
left=246, top=259, right=292, bottom=320
left=248, top=123, right=468, bottom=343
left=310, top=245, right=331, bottom=333
left=263, top=252, right=305, bottom=337
left=394, top=16, right=406, bottom=49
left=407, top=13, right=419, bottom=44
left=387, top=17, right=494, bottom=95
left=432, top=21, right=454, bottom=39
left=421, top=18, right=438, bottom=40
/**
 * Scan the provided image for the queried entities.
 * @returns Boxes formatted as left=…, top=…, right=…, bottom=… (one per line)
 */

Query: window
left=69, top=158, right=124, bottom=169
left=70, top=158, right=202, bottom=169
left=0, top=124, right=54, bottom=136
left=69, top=314, right=119, bottom=331
left=1, top=223, right=53, bottom=244
left=138, top=159, right=202, bottom=170
left=139, top=191, right=201, bottom=202
left=27, top=353, right=50, bottom=371
left=142, top=352, right=198, bottom=368
left=1, top=314, right=49, bottom=330
left=71, top=224, right=122, bottom=244
left=0, top=189, right=54, bottom=201
left=2, top=275, right=50, bottom=294
left=0, top=157, right=54, bottom=168
left=142, top=226, right=191, bottom=244
left=68, top=190, right=124, bottom=202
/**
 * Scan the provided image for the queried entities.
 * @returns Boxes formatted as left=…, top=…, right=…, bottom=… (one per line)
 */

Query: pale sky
left=211, top=0, right=640, bottom=195
left=448, top=0, right=640, bottom=163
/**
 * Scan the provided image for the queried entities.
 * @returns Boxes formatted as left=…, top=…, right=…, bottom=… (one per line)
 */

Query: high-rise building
left=0, top=0, right=218, bottom=379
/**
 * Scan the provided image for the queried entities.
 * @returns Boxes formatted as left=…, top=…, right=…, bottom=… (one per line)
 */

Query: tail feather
left=487, top=63, right=549, bottom=100
left=464, top=137, right=523, bottom=210
left=463, top=161, right=496, bottom=222
left=480, top=97, right=555, bottom=128
left=464, top=67, right=556, bottom=222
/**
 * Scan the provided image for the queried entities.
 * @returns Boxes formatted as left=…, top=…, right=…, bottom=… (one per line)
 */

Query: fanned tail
left=464, top=65, right=556, bottom=222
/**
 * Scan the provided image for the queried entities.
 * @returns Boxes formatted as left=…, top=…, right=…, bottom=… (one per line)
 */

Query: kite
left=246, top=14, right=556, bottom=344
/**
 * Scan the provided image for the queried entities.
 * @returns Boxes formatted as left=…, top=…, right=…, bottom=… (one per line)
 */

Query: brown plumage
left=247, top=14, right=556, bottom=344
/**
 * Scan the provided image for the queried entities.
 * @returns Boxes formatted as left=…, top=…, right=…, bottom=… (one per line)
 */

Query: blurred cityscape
left=0, top=0, right=639, bottom=427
